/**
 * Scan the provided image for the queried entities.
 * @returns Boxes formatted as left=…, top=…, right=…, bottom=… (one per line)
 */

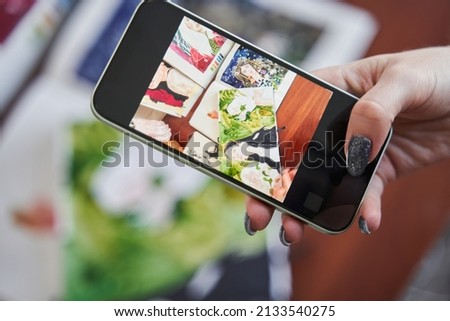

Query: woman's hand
left=245, top=46, right=450, bottom=244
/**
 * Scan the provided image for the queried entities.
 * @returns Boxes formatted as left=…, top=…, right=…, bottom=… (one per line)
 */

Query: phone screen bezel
left=92, top=0, right=388, bottom=234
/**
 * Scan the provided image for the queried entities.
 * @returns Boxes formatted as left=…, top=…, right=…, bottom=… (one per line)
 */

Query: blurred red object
left=0, top=0, right=36, bottom=43
left=13, top=199, right=55, bottom=233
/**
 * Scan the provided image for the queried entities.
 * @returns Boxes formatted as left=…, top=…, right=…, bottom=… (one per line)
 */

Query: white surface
left=0, top=75, right=93, bottom=300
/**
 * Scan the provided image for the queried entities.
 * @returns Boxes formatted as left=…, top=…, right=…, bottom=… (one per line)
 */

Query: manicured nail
left=358, top=217, right=371, bottom=235
left=347, top=136, right=372, bottom=176
left=244, top=212, right=256, bottom=236
left=279, top=226, right=291, bottom=246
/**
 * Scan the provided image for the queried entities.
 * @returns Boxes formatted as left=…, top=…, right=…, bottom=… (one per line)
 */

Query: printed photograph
left=164, top=17, right=235, bottom=87
left=217, top=87, right=281, bottom=198
left=189, top=81, right=229, bottom=142
left=184, top=131, right=219, bottom=169
left=170, top=17, right=226, bottom=73
left=220, top=45, right=288, bottom=90
left=140, top=61, right=204, bottom=117
left=218, top=44, right=296, bottom=109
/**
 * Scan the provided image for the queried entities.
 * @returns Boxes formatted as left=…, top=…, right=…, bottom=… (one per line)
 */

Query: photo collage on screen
left=130, top=17, right=333, bottom=202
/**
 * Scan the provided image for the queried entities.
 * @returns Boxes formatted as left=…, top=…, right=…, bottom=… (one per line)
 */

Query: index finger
left=245, top=196, right=274, bottom=231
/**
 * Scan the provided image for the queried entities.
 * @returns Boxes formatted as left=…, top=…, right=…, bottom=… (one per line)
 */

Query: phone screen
left=93, top=2, right=385, bottom=232
left=129, top=15, right=333, bottom=205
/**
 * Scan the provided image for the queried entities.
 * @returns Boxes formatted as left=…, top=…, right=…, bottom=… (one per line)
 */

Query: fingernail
left=279, top=226, right=291, bottom=246
left=358, top=217, right=371, bottom=235
left=244, top=212, right=256, bottom=236
left=347, top=136, right=372, bottom=176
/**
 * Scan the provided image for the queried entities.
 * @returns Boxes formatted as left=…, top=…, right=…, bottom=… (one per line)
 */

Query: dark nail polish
left=347, top=136, right=372, bottom=176
left=358, top=217, right=371, bottom=235
left=244, top=212, right=256, bottom=236
left=279, top=226, right=291, bottom=246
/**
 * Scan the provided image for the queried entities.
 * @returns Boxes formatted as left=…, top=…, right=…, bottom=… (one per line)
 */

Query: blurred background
left=0, top=0, right=449, bottom=300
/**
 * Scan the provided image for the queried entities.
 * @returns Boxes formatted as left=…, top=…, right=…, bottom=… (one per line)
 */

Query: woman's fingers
left=245, top=196, right=306, bottom=245
left=357, top=173, right=385, bottom=234
left=245, top=196, right=274, bottom=233
left=314, top=58, right=410, bottom=164
left=280, top=213, right=305, bottom=245
left=358, top=154, right=392, bottom=233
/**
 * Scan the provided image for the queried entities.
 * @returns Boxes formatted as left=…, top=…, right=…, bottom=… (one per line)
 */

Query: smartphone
left=91, top=0, right=390, bottom=234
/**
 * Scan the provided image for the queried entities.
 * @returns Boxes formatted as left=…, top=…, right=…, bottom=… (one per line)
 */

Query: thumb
left=314, top=61, right=410, bottom=174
